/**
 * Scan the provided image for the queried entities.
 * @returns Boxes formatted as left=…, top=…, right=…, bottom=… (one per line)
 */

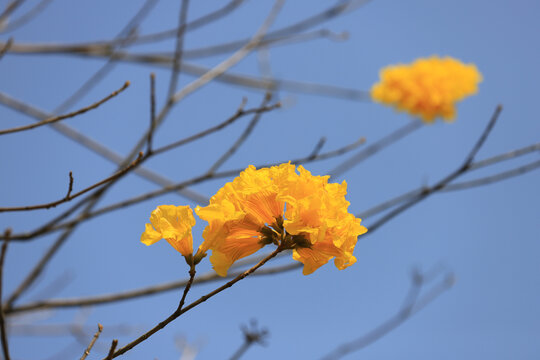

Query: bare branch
left=442, top=158, right=540, bottom=191
left=147, top=73, right=156, bottom=154
left=229, top=320, right=269, bottom=360
left=109, top=248, right=282, bottom=358
left=80, top=324, right=103, bottom=360
left=366, top=105, right=503, bottom=234
left=0, top=91, right=208, bottom=204
left=7, top=262, right=300, bottom=314
left=105, top=339, right=118, bottom=360
left=0, top=0, right=52, bottom=33
left=358, top=141, right=540, bottom=220
left=207, top=93, right=274, bottom=173
left=53, top=0, right=158, bottom=114
left=0, top=152, right=143, bottom=212
left=0, top=37, right=13, bottom=60
left=166, top=0, right=190, bottom=101
left=330, top=120, right=423, bottom=178
left=0, top=81, right=130, bottom=136
left=0, top=231, right=11, bottom=360
left=319, top=272, right=454, bottom=360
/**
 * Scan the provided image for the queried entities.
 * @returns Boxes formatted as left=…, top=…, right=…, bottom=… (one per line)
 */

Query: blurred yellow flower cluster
left=371, top=56, right=482, bottom=122
left=141, top=164, right=367, bottom=276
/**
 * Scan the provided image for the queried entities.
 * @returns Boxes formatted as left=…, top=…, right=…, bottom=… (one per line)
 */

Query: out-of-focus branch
left=358, top=141, right=540, bottom=220
left=319, top=270, right=455, bottom=360
left=366, top=105, right=503, bottom=234
left=166, top=0, right=190, bottom=101
left=0, top=0, right=25, bottom=28
left=207, top=93, right=273, bottom=174
left=0, top=37, right=13, bottom=60
left=0, top=152, right=143, bottom=212
left=442, top=158, right=540, bottom=191
left=108, top=248, right=282, bottom=358
left=229, top=320, right=269, bottom=360
left=0, top=0, right=52, bottom=33
left=53, top=0, right=157, bottom=114
left=79, top=324, right=103, bottom=360
left=0, top=81, right=129, bottom=136
left=330, top=120, right=423, bottom=178
left=0, top=231, right=11, bottom=360
left=6, top=262, right=300, bottom=314
left=0, top=91, right=208, bottom=204
left=0, top=100, right=281, bottom=241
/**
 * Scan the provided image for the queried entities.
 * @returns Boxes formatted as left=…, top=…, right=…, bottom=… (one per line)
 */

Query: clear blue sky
left=1, top=1, right=539, bottom=359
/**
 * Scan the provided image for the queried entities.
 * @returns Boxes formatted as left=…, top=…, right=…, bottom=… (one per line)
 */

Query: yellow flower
left=196, top=164, right=367, bottom=276
left=371, top=56, right=482, bottom=122
left=141, top=205, right=196, bottom=258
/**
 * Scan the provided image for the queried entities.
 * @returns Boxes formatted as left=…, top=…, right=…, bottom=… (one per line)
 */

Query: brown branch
left=442, top=158, right=540, bottom=192
left=6, top=262, right=300, bottom=314
left=2, top=134, right=363, bottom=242
left=207, top=93, right=274, bottom=173
left=177, top=265, right=195, bottom=312
left=0, top=81, right=130, bottom=136
left=319, top=271, right=454, bottom=360
left=0, top=88, right=208, bottom=205
left=0, top=152, right=143, bottom=212
left=80, top=324, right=103, bottom=360
left=0, top=0, right=52, bottom=33
left=0, top=0, right=25, bottom=27
left=0, top=37, right=12, bottom=60
left=166, top=0, right=190, bottom=101
left=330, top=120, right=423, bottom=178
left=53, top=0, right=157, bottom=114
left=108, top=248, right=282, bottom=358
left=366, top=105, right=503, bottom=234
left=358, top=141, right=540, bottom=219
left=147, top=72, right=156, bottom=154
left=105, top=339, right=118, bottom=360
left=229, top=320, right=269, bottom=360
left=0, top=230, right=11, bottom=360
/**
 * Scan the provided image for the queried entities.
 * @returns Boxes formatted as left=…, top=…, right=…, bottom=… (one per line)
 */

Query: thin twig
left=229, top=320, right=269, bottom=360
left=319, top=272, right=454, bottom=360
left=105, top=339, right=118, bottom=360
left=166, top=0, right=190, bottom=101
left=207, top=93, right=274, bottom=173
left=330, top=120, right=423, bottom=178
left=53, top=0, right=157, bottom=114
left=109, top=248, right=282, bottom=358
left=358, top=140, right=540, bottom=219
left=129, top=0, right=285, bottom=161
left=0, top=37, right=13, bottom=60
left=0, top=152, right=143, bottom=212
left=147, top=73, right=156, bottom=154
left=308, top=137, right=327, bottom=160
left=65, top=171, right=74, bottom=198
left=177, top=265, right=195, bottom=312
left=0, top=81, right=129, bottom=135
left=80, top=324, right=103, bottom=360
left=0, top=0, right=25, bottom=27
left=151, top=100, right=280, bottom=157
left=442, top=158, right=540, bottom=191
left=366, top=105, right=503, bottom=234
left=3, top=134, right=364, bottom=242
left=0, top=0, right=52, bottom=33
left=0, top=230, right=11, bottom=360
left=7, top=262, right=300, bottom=314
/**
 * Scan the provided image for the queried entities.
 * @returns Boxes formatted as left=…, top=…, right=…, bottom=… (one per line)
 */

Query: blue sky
left=1, top=1, right=539, bottom=359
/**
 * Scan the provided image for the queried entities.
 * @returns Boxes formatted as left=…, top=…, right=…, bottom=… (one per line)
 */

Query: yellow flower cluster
left=141, top=164, right=367, bottom=276
left=371, top=56, right=482, bottom=122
